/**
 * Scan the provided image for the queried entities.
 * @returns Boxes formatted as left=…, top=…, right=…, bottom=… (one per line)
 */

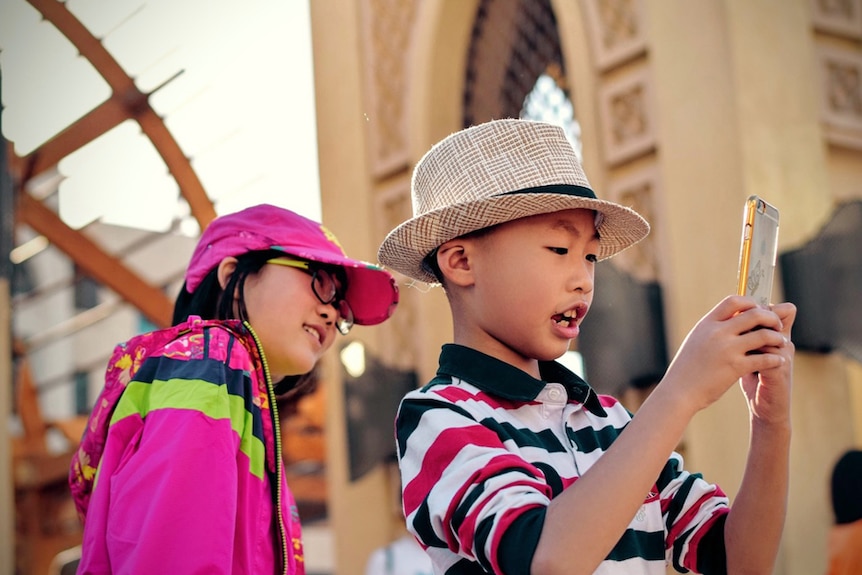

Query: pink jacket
left=826, top=520, right=862, bottom=575
left=70, top=317, right=305, bottom=574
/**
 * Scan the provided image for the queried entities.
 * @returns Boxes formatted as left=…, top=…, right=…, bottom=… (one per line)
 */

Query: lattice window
left=521, top=72, right=583, bottom=161
left=464, top=0, right=573, bottom=134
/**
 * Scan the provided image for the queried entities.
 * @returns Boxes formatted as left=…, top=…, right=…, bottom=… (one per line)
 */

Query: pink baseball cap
left=185, top=204, right=398, bottom=326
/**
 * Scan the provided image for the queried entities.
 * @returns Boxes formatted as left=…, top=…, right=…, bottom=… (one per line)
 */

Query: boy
left=377, top=119, right=795, bottom=575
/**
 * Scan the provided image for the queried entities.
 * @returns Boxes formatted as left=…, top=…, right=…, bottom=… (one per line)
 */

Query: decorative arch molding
left=462, top=0, right=564, bottom=127
left=560, top=0, right=661, bottom=283
left=361, top=0, right=664, bottom=287
left=404, top=0, right=479, bottom=160
left=357, top=0, right=418, bottom=178
left=367, top=0, right=661, bottom=281
left=550, top=0, right=603, bottom=171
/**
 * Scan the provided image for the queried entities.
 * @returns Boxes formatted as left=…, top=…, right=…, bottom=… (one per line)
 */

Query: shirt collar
left=436, top=344, right=607, bottom=417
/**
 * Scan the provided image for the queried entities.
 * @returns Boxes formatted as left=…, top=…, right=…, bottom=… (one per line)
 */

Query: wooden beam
left=136, top=105, right=217, bottom=231
left=16, top=193, right=173, bottom=328
left=25, top=97, right=128, bottom=178
left=26, top=0, right=217, bottom=231
left=0, top=284, right=13, bottom=575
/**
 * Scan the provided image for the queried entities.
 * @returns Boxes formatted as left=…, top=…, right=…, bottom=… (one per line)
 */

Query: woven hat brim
left=378, top=192, right=650, bottom=284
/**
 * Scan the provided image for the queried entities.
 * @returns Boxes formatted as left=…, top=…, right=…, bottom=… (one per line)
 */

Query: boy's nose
left=569, top=263, right=594, bottom=294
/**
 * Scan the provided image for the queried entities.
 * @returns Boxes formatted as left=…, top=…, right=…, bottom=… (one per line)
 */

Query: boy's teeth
left=554, top=310, right=576, bottom=326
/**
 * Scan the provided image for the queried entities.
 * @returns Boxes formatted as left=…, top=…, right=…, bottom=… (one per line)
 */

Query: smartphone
left=737, top=195, right=780, bottom=308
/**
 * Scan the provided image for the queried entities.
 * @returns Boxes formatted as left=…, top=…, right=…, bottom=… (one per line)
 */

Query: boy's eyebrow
left=551, top=218, right=601, bottom=241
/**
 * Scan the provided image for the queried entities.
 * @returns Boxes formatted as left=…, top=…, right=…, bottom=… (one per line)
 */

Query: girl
left=70, top=204, right=399, bottom=574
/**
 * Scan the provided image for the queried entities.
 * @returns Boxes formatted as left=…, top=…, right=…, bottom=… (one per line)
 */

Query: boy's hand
left=739, top=301, right=796, bottom=426
left=662, top=296, right=792, bottom=415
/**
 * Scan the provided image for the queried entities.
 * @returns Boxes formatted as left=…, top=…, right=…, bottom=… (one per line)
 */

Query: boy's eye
left=586, top=254, right=598, bottom=263
left=549, top=247, right=569, bottom=255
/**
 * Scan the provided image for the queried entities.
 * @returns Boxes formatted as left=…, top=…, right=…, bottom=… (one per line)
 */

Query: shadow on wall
left=342, top=344, right=418, bottom=482
left=780, top=200, right=862, bottom=363
left=577, top=262, right=668, bottom=397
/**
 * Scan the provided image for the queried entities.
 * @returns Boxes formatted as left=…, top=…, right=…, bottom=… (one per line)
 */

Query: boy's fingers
left=769, top=302, right=797, bottom=334
left=745, top=350, right=786, bottom=373
left=732, top=309, right=782, bottom=338
left=740, top=324, right=790, bottom=360
left=714, top=295, right=758, bottom=319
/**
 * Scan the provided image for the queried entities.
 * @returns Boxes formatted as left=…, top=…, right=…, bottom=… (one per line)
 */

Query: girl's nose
left=318, top=303, right=336, bottom=324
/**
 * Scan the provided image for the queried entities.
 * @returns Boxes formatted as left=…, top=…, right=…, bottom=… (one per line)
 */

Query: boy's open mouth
left=552, top=309, right=577, bottom=327
left=552, top=304, right=586, bottom=328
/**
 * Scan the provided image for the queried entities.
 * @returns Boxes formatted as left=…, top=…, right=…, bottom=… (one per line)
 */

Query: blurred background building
left=2, top=1, right=861, bottom=574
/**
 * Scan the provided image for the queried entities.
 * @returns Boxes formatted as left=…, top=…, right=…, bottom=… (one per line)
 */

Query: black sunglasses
left=267, top=257, right=354, bottom=334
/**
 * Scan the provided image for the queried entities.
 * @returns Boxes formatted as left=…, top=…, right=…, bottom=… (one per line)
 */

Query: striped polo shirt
left=396, top=344, right=729, bottom=575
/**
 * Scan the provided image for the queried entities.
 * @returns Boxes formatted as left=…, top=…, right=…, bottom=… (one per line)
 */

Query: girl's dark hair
left=173, top=250, right=278, bottom=325
left=172, top=249, right=317, bottom=399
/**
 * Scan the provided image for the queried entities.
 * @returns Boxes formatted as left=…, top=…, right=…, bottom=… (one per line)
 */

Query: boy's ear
left=216, top=257, right=239, bottom=290
left=436, top=240, right=475, bottom=287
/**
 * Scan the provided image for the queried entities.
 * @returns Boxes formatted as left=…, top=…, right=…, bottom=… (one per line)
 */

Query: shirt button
left=548, top=388, right=561, bottom=400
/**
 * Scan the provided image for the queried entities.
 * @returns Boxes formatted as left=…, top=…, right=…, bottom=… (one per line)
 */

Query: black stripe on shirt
left=133, top=354, right=264, bottom=445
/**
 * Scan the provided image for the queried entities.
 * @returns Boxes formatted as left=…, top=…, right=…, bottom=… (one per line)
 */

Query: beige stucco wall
left=646, top=3, right=857, bottom=574
left=311, top=1, right=862, bottom=573
left=309, top=2, right=391, bottom=573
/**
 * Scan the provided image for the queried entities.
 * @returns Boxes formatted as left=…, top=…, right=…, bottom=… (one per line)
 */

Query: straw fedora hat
left=377, top=118, right=650, bottom=284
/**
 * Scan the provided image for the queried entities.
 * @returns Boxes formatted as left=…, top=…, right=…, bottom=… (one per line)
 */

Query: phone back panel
left=737, top=195, right=780, bottom=308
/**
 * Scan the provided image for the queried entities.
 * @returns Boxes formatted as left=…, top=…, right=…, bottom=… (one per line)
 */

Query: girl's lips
left=303, top=324, right=324, bottom=345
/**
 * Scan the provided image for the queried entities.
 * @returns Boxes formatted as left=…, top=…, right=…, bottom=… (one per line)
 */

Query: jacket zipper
left=245, top=322, right=289, bottom=575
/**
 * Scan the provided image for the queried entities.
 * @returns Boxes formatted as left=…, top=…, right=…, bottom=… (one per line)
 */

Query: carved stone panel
left=373, top=180, right=419, bottom=369
left=816, top=43, right=862, bottom=149
left=597, top=65, right=657, bottom=165
left=607, top=165, right=660, bottom=282
left=581, top=0, right=647, bottom=71
left=359, top=0, right=418, bottom=178
left=810, top=0, right=862, bottom=39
